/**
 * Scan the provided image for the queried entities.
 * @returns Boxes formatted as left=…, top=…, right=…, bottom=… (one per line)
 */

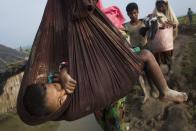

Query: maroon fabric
left=17, top=0, right=143, bottom=125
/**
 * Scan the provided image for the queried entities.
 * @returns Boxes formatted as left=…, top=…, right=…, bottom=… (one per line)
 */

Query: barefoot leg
left=160, top=89, right=188, bottom=103
left=138, top=50, right=188, bottom=103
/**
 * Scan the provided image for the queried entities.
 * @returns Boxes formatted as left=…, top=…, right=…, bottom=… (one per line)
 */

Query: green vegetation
left=18, top=46, right=31, bottom=56
left=178, top=14, right=196, bottom=24
left=24, top=49, right=31, bottom=55
left=6, top=60, right=25, bottom=70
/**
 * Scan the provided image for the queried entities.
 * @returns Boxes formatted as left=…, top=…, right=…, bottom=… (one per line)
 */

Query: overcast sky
left=0, top=0, right=195, bottom=48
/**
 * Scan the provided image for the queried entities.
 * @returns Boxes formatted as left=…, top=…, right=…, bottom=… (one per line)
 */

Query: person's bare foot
left=160, top=89, right=188, bottom=103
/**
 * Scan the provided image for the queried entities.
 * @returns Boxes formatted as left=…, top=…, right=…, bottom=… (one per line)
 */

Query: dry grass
left=178, top=14, right=196, bottom=24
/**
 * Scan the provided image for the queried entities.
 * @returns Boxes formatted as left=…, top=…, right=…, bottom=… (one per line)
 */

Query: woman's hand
left=161, top=22, right=173, bottom=29
left=166, top=21, right=177, bottom=28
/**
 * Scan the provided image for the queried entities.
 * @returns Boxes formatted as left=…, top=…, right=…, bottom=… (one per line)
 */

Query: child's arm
left=57, top=62, right=77, bottom=94
left=59, top=68, right=77, bottom=94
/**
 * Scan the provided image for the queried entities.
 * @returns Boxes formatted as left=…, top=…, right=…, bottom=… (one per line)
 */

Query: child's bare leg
left=138, top=49, right=188, bottom=103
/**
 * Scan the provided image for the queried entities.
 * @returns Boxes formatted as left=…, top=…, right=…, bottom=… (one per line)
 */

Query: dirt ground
left=124, top=27, right=196, bottom=131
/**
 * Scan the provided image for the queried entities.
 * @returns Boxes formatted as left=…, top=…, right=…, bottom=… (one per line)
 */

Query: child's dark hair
left=23, top=83, right=51, bottom=116
left=126, top=2, right=138, bottom=13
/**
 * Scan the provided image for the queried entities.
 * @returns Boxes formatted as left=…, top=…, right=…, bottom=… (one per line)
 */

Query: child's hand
left=60, top=69, right=77, bottom=94
left=64, top=73, right=77, bottom=94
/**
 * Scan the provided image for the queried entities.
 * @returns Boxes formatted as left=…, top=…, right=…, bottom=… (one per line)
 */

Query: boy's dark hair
left=23, top=83, right=51, bottom=116
left=126, top=2, right=138, bottom=13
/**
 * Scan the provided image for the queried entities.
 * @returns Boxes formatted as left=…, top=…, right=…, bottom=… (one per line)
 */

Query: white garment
left=149, top=27, right=173, bottom=53
left=153, top=0, right=179, bottom=25
left=153, top=0, right=179, bottom=39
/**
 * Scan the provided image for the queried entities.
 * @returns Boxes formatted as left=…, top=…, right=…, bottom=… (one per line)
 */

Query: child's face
left=128, top=9, right=139, bottom=22
left=156, top=2, right=167, bottom=13
left=44, top=83, right=67, bottom=113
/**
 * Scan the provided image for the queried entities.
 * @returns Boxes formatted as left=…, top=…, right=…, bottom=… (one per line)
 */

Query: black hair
left=156, top=1, right=167, bottom=8
left=23, top=83, right=51, bottom=116
left=126, top=2, right=138, bottom=13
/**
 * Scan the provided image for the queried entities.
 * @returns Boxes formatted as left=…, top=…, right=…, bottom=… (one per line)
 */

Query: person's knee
left=140, top=49, right=154, bottom=60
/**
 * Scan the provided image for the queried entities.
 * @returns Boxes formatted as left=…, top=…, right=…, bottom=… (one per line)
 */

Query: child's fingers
left=67, top=82, right=76, bottom=88
left=65, top=88, right=74, bottom=94
left=66, top=83, right=76, bottom=90
left=67, top=76, right=77, bottom=84
left=69, top=79, right=77, bottom=85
